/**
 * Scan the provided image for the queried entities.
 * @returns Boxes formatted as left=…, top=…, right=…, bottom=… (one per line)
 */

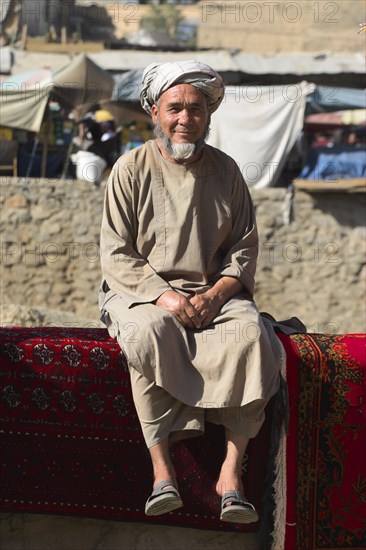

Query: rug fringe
left=271, top=340, right=288, bottom=550
left=271, top=425, right=287, bottom=549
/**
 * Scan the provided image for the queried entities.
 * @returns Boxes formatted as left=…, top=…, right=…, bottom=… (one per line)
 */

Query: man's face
left=151, top=84, right=210, bottom=145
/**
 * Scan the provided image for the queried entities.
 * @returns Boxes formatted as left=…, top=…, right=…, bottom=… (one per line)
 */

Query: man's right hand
left=155, top=290, right=201, bottom=329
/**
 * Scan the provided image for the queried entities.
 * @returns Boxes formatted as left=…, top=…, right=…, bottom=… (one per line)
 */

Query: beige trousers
left=130, top=367, right=267, bottom=448
left=101, top=297, right=275, bottom=449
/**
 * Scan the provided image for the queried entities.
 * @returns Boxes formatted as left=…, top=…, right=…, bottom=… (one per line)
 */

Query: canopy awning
left=0, top=54, right=116, bottom=132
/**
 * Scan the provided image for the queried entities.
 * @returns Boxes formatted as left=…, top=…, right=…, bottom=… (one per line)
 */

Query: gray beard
left=154, top=120, right=210, bottom=161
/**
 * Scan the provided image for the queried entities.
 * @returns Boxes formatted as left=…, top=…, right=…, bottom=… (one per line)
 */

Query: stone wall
left=1, top=177, right=365, bottom=334
left=254, top=187, right=365, bottom=335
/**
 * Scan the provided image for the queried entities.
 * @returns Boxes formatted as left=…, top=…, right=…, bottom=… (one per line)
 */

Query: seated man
left=99, top=60, right=283, bottom=524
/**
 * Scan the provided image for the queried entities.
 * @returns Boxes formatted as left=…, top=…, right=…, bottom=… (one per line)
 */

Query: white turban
left=140, top=60, right=225, bottom=116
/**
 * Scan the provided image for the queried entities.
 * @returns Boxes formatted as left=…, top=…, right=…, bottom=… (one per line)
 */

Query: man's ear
left=151, top=104, right=158, bottom=124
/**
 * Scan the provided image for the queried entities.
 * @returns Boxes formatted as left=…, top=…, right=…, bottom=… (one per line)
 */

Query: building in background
left=2, top=1, right=364, bottom=53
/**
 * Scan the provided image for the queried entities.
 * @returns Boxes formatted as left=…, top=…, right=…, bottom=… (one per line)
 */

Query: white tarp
left=208, top=82, right=315, bottom=188
left=0, top=83, right=51, bottom=132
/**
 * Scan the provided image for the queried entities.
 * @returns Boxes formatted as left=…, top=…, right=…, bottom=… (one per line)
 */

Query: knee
left=135, top=309, right=182, bottom=343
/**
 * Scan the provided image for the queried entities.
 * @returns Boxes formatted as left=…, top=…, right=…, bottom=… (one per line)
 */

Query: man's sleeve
left=218, top=163, right=258, bottom=297
left=100, top=158, right=172, bottom=308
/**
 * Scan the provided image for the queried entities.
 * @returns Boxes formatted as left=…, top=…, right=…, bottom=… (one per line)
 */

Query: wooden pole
left=25, top=136, right=39, bottom=182
left=20, top=24, right=28, bottom=50
left=61, top=27, right=67, bottom=44
left=41, top=105, right=51, bottom=178
left=61, top=121, right=76, bottom=180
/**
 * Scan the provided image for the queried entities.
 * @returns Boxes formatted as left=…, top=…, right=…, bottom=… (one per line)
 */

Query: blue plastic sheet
left=300, top=146, right=366, bottom=180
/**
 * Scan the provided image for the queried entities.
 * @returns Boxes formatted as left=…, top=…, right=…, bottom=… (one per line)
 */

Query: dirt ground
left=0, top=513, right=260, bottom=550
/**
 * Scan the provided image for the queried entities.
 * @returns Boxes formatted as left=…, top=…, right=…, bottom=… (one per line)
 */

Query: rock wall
left=1, top=177, right=365, bottom=334
left=254, top=187, right=365, bottom=335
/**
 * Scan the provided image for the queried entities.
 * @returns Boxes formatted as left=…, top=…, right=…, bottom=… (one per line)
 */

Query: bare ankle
left=216, top=467, right=244, bottom=496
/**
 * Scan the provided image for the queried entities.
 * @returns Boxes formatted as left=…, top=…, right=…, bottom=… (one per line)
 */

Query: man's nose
left=178, top=109, right=191, bottom=124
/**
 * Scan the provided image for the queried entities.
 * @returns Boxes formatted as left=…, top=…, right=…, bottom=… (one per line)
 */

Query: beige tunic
left=99, top=140, right=282, bottom=409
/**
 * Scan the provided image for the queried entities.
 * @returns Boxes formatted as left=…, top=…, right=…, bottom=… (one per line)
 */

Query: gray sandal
left=145, top=480, right=183, bottom=516
left=220, top=490, right=259, bottom=524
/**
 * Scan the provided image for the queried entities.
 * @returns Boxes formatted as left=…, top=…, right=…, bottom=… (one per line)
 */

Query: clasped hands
left=155, top=289, right=221, bottom=329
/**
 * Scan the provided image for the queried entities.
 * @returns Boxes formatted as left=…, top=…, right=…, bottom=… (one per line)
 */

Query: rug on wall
left=279, top=332, right=366, bottom=550
left=1, top=327, right=365, bottom=548
left=0, top=326, right=272, bottom=534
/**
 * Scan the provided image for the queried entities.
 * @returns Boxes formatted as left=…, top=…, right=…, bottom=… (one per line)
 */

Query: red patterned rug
left=1, top=327, right=365, bottom=548
left=0, top=327, right=271, bottom=534
left=279, top=333, right=366, bottom=550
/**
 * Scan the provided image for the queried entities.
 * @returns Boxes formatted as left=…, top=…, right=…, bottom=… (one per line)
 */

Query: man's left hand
left=189, top=277, right=245, bottom=328
left=189, top=289, right=222, bottom=328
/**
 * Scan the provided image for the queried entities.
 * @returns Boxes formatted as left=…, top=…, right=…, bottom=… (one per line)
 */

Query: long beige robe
left=99, top=140, right=282, bottom=410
